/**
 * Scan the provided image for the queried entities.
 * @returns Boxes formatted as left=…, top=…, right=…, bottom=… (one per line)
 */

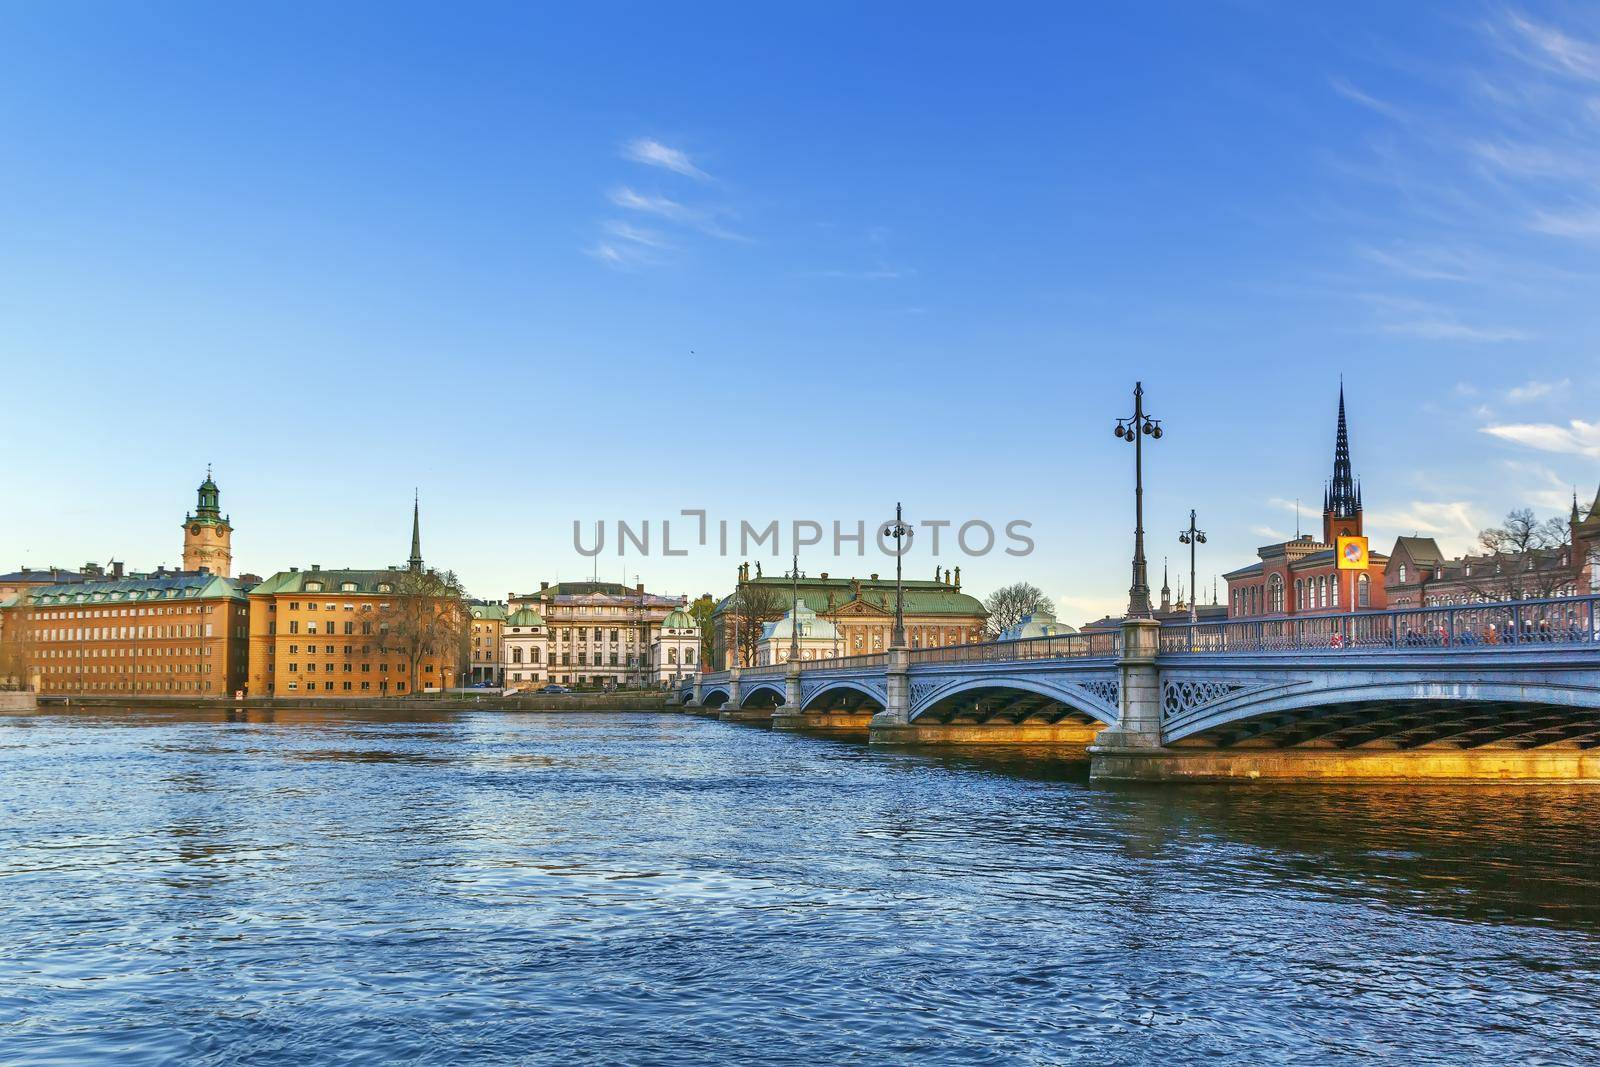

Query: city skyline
left=3, top=3, right=1598, bottom=622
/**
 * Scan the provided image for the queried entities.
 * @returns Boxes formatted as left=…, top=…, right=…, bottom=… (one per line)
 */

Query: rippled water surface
left=3, top=708, right=1600, bottom=1064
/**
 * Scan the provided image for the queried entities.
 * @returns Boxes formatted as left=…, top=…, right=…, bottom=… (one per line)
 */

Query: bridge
left=682, top=594, right=1600, bottom=780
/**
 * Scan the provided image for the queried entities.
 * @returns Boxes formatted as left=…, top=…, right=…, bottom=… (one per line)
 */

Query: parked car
left=539, top=684, right=571, bottom=694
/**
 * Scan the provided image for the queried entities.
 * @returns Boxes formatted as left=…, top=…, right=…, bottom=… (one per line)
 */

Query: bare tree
left=1466, top=508, right=1574, bottom=600
left=722, top=582, right=785, bottom=668
left=982, top=582, right=1053, bottom=638
left=0, top=594, right=37, bottom=690
left=373, top=568, right=469, bottom=695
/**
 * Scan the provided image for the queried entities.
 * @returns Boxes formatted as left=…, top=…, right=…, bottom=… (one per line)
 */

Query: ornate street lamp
left=1113, top=382, right=1163, bottom=618
left=789, top=550, right=801, bottom=664
left=883, top=503, right=910, bottom=647
left=1178, top=509, right=1207, bottom=624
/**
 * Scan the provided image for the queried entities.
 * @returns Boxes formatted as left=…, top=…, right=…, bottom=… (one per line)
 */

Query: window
left=1267, top=574, right=1284, bottom=614
left=1357, top=574, right=1370, bottom=608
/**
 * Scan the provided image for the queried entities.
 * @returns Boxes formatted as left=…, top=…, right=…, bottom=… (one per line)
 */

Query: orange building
left=2, top=572, right=250, bottom=696
left=245, top=501, right=461, bottom=697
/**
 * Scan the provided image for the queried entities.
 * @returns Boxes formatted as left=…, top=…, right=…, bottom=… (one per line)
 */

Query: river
left=2, top=708, right=1598, bottom=1064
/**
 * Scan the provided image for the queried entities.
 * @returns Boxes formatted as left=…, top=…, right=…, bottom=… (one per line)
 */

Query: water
left=2, top=709, right=1599, bottom=1065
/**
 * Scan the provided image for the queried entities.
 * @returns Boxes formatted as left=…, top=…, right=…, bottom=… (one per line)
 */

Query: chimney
left=311, top=564, right=321, bottom=571
left=289, top=566, right=299, bottom=572
left=870, top=573, right=879, bottom=581
left=636, top=583, right=644, bottom=595
left=820, top=572, right=829, bottom=580
left=540, top=581, right=549, bottom=591
left=112, top=561, right=125, bottom=579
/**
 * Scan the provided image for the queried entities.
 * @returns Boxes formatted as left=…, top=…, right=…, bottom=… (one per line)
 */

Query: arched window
left=1398, top=563, right=1407, bottom=583
left=1295, top=579, right=1304, bottom=610
left=686, top=648, right=695, bottom=664
left=1357, top=573, right=1370, bottom=607
left=1589, top=548, right=1600, bottom=595
left=1268, top=574, right=1284, bottom=614
left=668, top=647, right=678, bottom=664
left=1331, top=575, right=1340, bottom=607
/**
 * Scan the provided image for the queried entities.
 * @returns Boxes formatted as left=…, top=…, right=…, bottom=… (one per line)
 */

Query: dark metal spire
left=1328, top=383, right=1359, bottom=520
left=408, top=491, right=424, bottom=572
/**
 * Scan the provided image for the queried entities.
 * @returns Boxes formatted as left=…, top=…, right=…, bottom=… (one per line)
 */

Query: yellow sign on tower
left=1336, top=535, right=1369, bottom=570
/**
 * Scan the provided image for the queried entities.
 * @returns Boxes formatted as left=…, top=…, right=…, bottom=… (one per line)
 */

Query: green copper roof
left=21, top=573, right=245, bottom=606
left=661, top=607, right=696, bottom=630
left=506, top=607, right=545, bottom=627
left=470, top=601, right=507, bottom=622
left=712, top=576, right=987, bottom=618
left=248, top=568, right=413, bottom=596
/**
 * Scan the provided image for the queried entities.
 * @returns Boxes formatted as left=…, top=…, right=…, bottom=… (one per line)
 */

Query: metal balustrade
left=1157, top=594, right=1600, bottom=654
left=907, top=629, right=1121, bottom=665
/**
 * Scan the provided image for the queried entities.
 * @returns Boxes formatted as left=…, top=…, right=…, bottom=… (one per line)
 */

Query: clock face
left=190, top=524, right=202, bottom=536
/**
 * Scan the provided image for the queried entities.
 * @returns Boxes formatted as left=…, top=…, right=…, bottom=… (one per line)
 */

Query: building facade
left=244, top=501, right=462, bottom=697
left=755, top=598, right=840, bottom=665
left=467, top=601, right=505, bottom=685
left=652, top=607, right=701, bottom=686
left=711, top=564, right=987, bottom=668
left=1225, top=386, right=1390, bottom=618
left=1385, top=487, right=1600, bottom=608
left=500, top=581, right=697, bottom=690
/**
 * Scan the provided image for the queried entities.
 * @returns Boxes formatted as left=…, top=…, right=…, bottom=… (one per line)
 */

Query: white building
left=998, top=607, right=1074, bottom=641
left=651, top=608, right=700, bottom=687
left=499, top=581, right=700, bottom=690
left=756, top=598, right=841, bottom=666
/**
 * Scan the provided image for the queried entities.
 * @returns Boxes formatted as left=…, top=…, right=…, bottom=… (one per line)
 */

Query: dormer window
left=341, top=581, right=358, bottom=592
left=306, top=581, right=323, bottom=592
left=377, top=583, right=392, bottom=593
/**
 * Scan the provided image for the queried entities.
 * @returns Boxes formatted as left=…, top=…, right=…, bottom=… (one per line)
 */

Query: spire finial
left=408, top=492, right=423, bottom=572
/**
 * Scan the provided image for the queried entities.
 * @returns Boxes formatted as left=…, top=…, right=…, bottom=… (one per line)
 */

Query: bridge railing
left=1159, top=594, right=1600, bottom=654
left=908, top=629, right=1121, bottom=665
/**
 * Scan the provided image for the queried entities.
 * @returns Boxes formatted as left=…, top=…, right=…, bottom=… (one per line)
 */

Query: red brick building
left=1385, top=487, right=1600, bottom=608
left=1225, top=386, right=1390, bottom=618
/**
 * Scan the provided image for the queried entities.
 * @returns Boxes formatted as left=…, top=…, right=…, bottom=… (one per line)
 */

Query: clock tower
left=182, top=467, right=233, bottom=577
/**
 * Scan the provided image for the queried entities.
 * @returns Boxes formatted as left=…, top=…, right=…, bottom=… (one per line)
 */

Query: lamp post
left=789, top=551, right=801, bottom=664
left=883, top=503, right=909, bottom=647
left=1178, top=509, right=1207, bottom=624
left=1113, top=382, right=1163, bottom=617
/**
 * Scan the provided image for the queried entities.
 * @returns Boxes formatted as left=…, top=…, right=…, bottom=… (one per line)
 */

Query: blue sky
left=2, top=2, right=1597, bottom=622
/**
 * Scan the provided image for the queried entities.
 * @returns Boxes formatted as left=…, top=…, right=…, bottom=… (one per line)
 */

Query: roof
left=248, top=568, right=414, bottom=596
left=516, top=582, right=682, bottom=608
left=759, top=598, right=838, bottom=642
left=1390, top=536, right=1445, bottom=566
left=17, top=572, right=246, bottom=607
left=713, top=575, right=987, bottom=618
left=506, top=607, right=545, bottom=627
left=0, top=568, right=94, bottom=585
left=661, top=607, right=696, bottom=630
left=469, top=601, right=507, bottom=622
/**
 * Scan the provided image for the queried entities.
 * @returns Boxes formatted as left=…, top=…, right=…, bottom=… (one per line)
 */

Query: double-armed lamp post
left=1178, top=509, right=1207, bottom=624
left=883, top=503, right=909, bottom=647
left=1113, top=382, right=1163, bottom=618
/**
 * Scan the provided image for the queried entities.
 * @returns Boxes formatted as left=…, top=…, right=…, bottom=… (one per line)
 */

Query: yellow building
left=245, top=501, right=462, bottom=698
left=468, top=601, right=505, bottom=686
left=181, top=468, right=234, bottom=576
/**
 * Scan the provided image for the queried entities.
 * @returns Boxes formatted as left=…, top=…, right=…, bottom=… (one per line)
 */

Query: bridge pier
left=773, top=706, right=876, bottom=732
left=685, top=675, right=703, bottom=708
left=1084, top=618, right=1163, bottom=757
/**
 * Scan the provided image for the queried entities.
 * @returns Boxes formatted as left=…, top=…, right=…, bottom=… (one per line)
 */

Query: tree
left=688, top=593, right=716, bottom=668
left=0, top=594, right=36, bottom=690
left=373, top=568, right=469, bottom=695
left=722, top=582, right=785, bottom=668
left=982, top=582, right=1053, bottom=638
left=1467, top=508, right=1573, bottom=600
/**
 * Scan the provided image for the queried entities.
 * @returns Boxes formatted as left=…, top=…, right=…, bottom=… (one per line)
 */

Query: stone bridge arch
left=738, top=681, right=789, bottom=709
left=799, top=678, right=886, bottom=713
left=909, top=674, right=1120, bottom=728
left=1163, top=675, right=1600, bottom=750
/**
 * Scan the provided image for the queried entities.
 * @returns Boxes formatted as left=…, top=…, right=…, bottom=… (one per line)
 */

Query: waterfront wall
left=35, top=691, right=675, bottom=713
left=0, top=691, right=39, bottom=712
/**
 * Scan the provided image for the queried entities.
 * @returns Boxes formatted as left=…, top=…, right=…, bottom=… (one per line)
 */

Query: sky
left=2, top=1, right=1598, bottom=623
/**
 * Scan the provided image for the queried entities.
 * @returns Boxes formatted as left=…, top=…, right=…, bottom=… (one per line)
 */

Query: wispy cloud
left=1367, top=500, right=1481, bottom=542
left=609, top=186, right=748, bottom=242
left=1529, top=205, right=1600, bottom=239
left=1481, top=418, right=1600, bottom=458
left=622, top=138, right=710, bottom=181
left=602, top=219, right=671, bottom=248
left=1505, top=378, right=1569, bottom=402
left=1381, top=320, right=1529, bottom=342
left=1497, top=459, right=1579, bottom=511
left=1500, top=11, right=1600, bottom=82
left=1329, top=76, right=1407, bottom=122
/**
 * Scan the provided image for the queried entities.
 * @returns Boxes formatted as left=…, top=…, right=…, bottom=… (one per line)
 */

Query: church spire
left=1322, top=382, right=1364, bottom=542
left=408, top=491, right=424, bottom=573
left=1160, top=558, right=1172, bottom=612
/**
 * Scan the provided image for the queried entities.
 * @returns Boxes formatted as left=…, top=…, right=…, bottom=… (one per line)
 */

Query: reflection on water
left=2, top=708, right=1599, bottom=1064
